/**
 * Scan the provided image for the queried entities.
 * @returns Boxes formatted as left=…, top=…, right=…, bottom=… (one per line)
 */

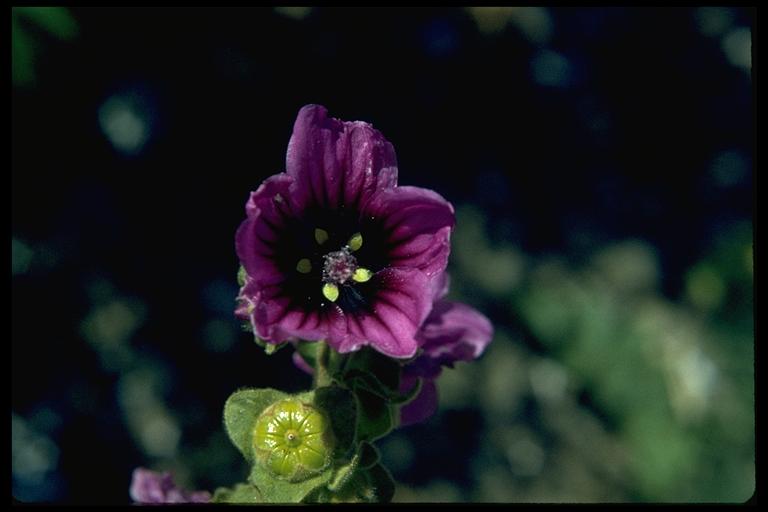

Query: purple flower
left=235, top=105, right=455, bottom=358
left=129, top=467, right=211, bottom=504
left=399, top=294, right=494, bottom=426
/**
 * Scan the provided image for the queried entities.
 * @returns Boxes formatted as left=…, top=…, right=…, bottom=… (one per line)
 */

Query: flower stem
left=314, top=341, right=332, bottom=388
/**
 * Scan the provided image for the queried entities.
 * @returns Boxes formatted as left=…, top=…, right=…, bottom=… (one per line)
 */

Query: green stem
left=339, top=350, right=353, bottom=376
left=314, top=340, right=332, bottom=388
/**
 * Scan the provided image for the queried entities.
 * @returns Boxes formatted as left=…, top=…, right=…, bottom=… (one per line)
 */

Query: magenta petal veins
left=235, top=105, right=455, bottom=358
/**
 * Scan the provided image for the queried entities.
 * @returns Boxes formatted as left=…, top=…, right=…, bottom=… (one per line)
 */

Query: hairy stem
left=314, top=340, right=332, bottom=388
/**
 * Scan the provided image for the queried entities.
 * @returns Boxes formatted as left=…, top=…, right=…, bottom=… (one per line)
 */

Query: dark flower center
left=270, top=206, right=392, bottom=312
left=322, top=248, right=357, bottom=284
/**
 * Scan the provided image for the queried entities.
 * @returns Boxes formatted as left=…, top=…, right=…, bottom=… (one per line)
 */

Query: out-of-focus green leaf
left=12, top=7, right=78, bottom=88
left=12, top=17, right=35, bottom=87
left=13, top=7, right=78, bottom=40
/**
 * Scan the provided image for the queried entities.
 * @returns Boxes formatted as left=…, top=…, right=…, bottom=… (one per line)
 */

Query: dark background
left=12, top=7, right=754, bottom=503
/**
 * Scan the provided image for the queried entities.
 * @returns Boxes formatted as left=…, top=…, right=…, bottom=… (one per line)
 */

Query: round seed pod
left=252, top=398, right=334, bottom=482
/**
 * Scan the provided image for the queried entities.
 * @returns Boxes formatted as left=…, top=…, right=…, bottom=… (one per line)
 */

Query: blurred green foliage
left=388, top=206, right=753, bottom=502
left=12, top=7, right=78, bottom=87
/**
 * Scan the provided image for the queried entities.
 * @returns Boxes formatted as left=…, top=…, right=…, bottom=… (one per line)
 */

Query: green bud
left=253, top=398, right=335, bottom=482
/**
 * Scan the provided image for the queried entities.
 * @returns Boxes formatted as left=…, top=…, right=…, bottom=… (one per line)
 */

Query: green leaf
left=353, top=387, right=394, bottom=443
left=14, top=7, right=78, bottom=39
left=312, top=386, right=357, bottom=458
left=345, top=347, right=401, bottom=391
left=345, top=368, right=421, bottom=404
left=362, top=463, right=396, bottom=503
left=327, top=456, right=359, bottom=493
left=223, top=388, right=289, bottom=464
left=396, top=376, right=423, bottom=405
left=310, top=463, right=395, bottom=503
left=357, top=441, right=381, bottom=470
left=249, top=459, right=333, bottom=504
left=211, top=482, right=263, bottom=503
left=327, top=441, right=380, bottom=493
left=12, top=16, right=35, bottom=87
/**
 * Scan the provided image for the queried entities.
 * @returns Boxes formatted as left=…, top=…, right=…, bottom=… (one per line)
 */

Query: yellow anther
left=347, top=232, right=363, bottom=251
left=352, top=267, right=373, bottom=283
left=322, top=283, right=339, bottom=302
left=296, top=258, right=312, bottom=274
left=314, top=228, right=329, bottom=245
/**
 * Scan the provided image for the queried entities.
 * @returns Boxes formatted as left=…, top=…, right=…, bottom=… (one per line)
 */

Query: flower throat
left=297, top=230, right=373, bottom=303
left=323, top=248, right=357, bottom=284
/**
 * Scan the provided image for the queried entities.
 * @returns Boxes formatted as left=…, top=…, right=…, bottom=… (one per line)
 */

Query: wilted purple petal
left=428, top=271, right=451, bottom=304
left=243, top=173, right=297, bottom=220
left=398, top=300, right=493, bottom=426
left=286, top=104, right=398, bottom=211
left=417, top=300, right=493, bottom=365
left=235, top=174, right=295, bottom=289
left=129, top=468, right=210, bottom=504
left=398, top=374, right=439, bottom=427
left=362, top=186, right=455, bottom=279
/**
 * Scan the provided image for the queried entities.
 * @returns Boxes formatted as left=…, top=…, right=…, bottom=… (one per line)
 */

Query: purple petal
left=243, top=172, right=297, bottom=220
left=362, top=186, right=455, bottom=279
left=235, top=173, right=295, bottom=289
left=417, top=300, right=494, bottom=366
left=396, top=301, right=493, bottom=426
left=248, top=288, right=328, bottom=344
left=327, top=267, right=433, bottom=358
left=286, top=104, right=398, bottom=211
left=129, top=468, right=211, bottom=504
left=398, top=374, right=439, bottom=427
left=430, top=272, right=451, bottom=302
left=234, top=106, right=464, bottom=357
left=402, top=352, right=443, bottom=381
